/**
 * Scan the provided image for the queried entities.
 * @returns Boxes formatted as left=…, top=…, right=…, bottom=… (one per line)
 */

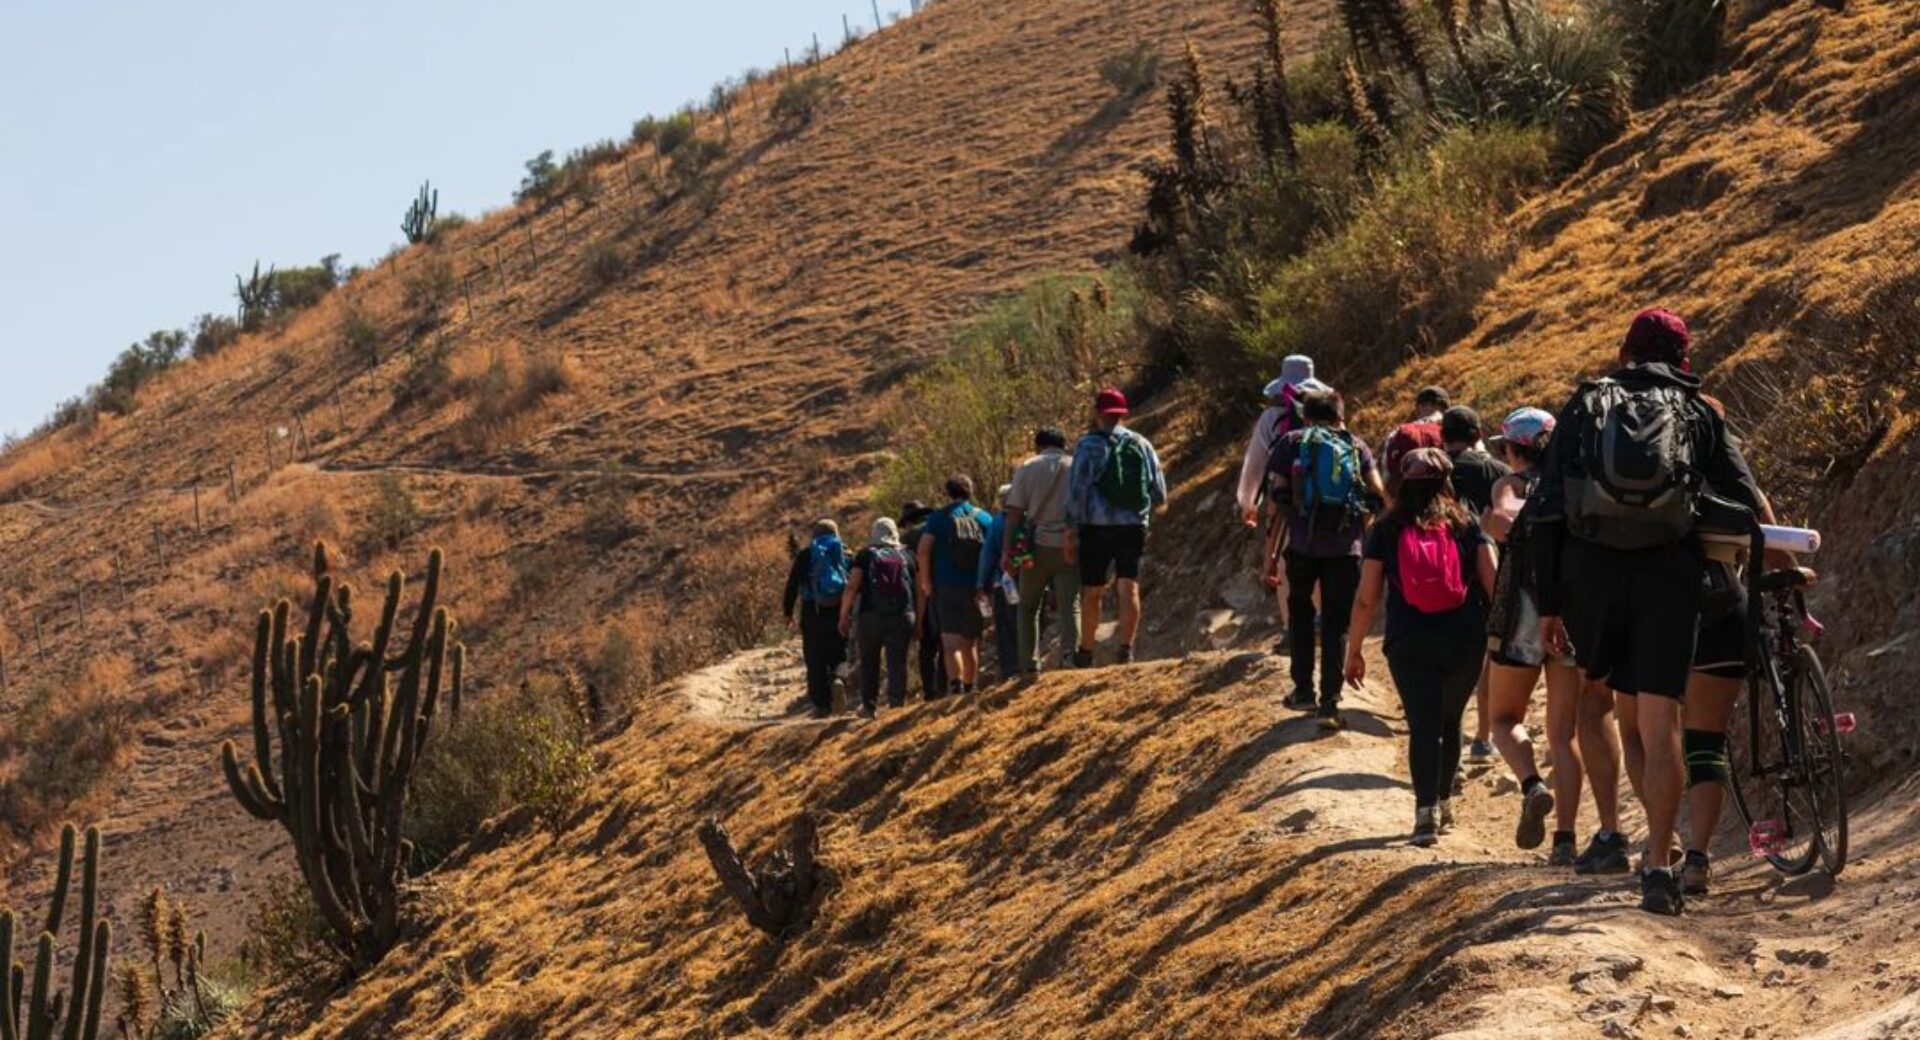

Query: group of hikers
left=783, top=307, right=1808, bottom=917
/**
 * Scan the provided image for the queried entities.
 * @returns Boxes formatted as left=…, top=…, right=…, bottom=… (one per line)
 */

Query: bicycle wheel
left=1726, top=653, right=1820, bottom=875
left=1789, top=646, right=1849, bottom=876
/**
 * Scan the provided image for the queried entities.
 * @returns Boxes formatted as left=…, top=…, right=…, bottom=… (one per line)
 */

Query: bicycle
left=1724, top=521, right=1850, bottom=878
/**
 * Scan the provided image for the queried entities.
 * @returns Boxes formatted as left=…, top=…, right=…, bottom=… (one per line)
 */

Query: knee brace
left=1684, top=728, right=1730, bottom=788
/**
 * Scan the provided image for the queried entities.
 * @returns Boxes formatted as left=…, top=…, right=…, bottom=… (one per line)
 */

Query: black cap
left=1441, top=405, right=1482, bottom=444
left=1415, top=385, right=1450, bottom=410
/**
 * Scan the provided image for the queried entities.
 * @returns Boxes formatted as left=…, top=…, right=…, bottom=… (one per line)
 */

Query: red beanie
left=1620, top=308, right=1692, bottom=371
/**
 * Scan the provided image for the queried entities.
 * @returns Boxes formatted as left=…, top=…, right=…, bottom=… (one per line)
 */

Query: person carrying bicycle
left=1531, top=308, right=1766, bottom=916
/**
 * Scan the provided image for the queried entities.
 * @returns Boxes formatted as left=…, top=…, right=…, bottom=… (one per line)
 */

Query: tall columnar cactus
left=0, top=823, right=112, bottom=1040
left=234, top=261, right=277, bottom=329
left=221, top=543, right=465, bottom=966
left=401, top=182, right=439, bottom=245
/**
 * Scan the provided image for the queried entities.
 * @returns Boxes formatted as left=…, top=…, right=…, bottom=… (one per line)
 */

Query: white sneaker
left=1412, top=807, right=1439, bottom=847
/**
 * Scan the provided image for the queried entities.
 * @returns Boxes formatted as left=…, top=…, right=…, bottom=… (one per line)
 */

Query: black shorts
left=1560, top=540, right=1704, bottom=700
left=1078, top=524, right=1147, bottom=586
left=934, top=585, right=984, bottom=639
left=1693, top=599, right=1749, bottom=680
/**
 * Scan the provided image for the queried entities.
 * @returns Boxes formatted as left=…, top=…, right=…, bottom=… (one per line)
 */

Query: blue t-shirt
left=922, top=502, right=993, bottom=588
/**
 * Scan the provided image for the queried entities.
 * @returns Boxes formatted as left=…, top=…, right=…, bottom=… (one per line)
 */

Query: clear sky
left=0, top=0, right=889, bottom=439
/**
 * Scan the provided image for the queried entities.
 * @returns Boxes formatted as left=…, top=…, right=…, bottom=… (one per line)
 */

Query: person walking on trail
left=900, top=501, right=946, bottom=699
left=1532, top=308, right=1766, bottom=916
left=1441, top=406, right=1513, bottom=766
left=1066, top=388, right=1168, bottom=668
left=782, top=519, right=851, bottom=720
left=1481, top=407, right=1619, bottom=865
left=838, top=517, right=918, bottom=719
left=1412, top=386, right=1450, bottom=424
left=1265, top=389, right=1385, bottom=729
left=1001, top=427, right=1080, bottom=674
left=978, top=484, right=1021, bottom=681
left=1238, top=357, right=1333, bottom=654
left=1344, top=448, right=1498, bottom=848
left=1381, top=387, right=1450, bottom=505
left=917, top=476, right=994, bottom=696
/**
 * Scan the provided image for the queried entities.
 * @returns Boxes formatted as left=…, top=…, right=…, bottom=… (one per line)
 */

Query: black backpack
left=945, top=505, right=986, bottom=574
left=1563, top=378, right=1701, bottom=550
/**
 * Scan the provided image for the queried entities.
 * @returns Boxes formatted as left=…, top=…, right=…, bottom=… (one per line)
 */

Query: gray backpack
left=1563, top=379, right=1701, bottom=550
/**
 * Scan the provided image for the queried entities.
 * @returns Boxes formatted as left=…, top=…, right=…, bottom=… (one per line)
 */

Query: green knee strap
left=1684, top=728, right=1730, bottom=788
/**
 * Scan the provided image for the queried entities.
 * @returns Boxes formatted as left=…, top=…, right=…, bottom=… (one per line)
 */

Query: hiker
left=1066, top=388, right=1168, bottom=667
left=1000, top=427, right=1080, bottom=674
left=1266, top=389, right=1385, bottom=728
left=917, top=475, right=994, bottom=695
left=1344, top=448, right=1497, bottom=847
left=782, top=519, right=851, bottom=719
left=1412, top=386, right=1449, bottom=424
left=1240, top=357, right=1333, bottom=653
left=1533, top=308, right=1766, bottom=916
left=1441, top=406, right=1512, bottom=766
left=900, top=501, right=947, bottom=699
left=839, top=517, right=918, bottom=718
left=1381, top=389, right=1449, bottom=506
left=978, top=484, right=1021, bottom=680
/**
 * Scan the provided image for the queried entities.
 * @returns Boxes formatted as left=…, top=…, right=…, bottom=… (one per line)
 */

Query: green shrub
left=393, top=338, right=454, bottom=408
left=590, top=624, right=644, bottom=714
left=271, top=255, right=341, bottom=315
left=339, top=304, right=382, bottom=370
left=239, top=875, right=343, bottom=983
left=515, top=149, right=560, bottom=205
left=426, top=212, right=468, bottom=243
left=401, top=254, right=457, bottom=328
left=1617, top=0, right=1726, bottom=102
left=771, top=73, right=841, bottom=132
left=368, top=472, right=419, bottom=548
left=189, top=313, right=241, bottom=359
left=1099, top=41, right=1164, bottom=98
left=585, top=236, right=626, bottom=286
left=669, top=136, right=727, bottom=194
left=93, top=329, right=189, bottom=415
left=637, top=112, right=698, bottom=156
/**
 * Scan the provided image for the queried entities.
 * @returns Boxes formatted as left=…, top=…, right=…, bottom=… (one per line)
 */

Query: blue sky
left=0, top=0, right=891, bottom=438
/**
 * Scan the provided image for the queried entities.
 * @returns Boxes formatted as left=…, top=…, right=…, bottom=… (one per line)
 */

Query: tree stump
left=696, top=812, right=818, bottom=936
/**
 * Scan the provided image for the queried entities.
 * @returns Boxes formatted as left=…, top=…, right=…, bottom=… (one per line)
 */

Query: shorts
left=1560, top=540, right=1704, bottom=700
left=1078, top=524, right=1147, bottom=586
left=1692, top=597, right=1749, bottom=680
left=934, top=584, right=985, bottom=639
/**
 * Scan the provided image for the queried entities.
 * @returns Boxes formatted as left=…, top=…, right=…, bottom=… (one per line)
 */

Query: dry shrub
left=448, top=342, right=575, bottom=453
left=0, top=655, right=145, bottom=846
left=681, top=535, right=788, bottom=661
left=241, top=874, right=344, bottom=984
left=0, top=428, right=88, bottom=501
left=240, top=475, right=346, bottom=547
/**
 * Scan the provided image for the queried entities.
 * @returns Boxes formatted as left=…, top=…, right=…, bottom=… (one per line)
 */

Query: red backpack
left=1382, top=422, right=1444, bottom=493
left=1396, top=522, right=1469, bottom=614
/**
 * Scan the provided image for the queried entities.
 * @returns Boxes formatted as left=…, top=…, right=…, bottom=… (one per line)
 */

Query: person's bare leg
left=1544, top=664, right=1586, bottom=834
left=1078, top=583, right=1107, bottom=653
left=1473, top=657, right=1494, bottom=745
left=1577, top=682, right=1623, bottom=834
left=1116, top=578, right=1143, bottom=648
left=1487, top=662, right=1543, bottom=781
left=1684, top=674, right=1740, bottom=853
left=959, top=639, right=981, bottom=686
left=1616, top=689, right=1647, bottom=805
left=1636, top=694, right=1685, bottom=871
left=942, top=634, right=966, bottom=686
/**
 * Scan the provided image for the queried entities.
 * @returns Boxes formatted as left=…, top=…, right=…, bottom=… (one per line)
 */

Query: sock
left=1553, top=830, right=1575, bottom=845
left=1522, top=775, right=1545, bottom=795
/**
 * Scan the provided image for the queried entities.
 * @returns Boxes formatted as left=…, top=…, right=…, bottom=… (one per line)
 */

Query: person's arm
left=782, top=549, right=807, bottom=627
left=979, top=514, right=1002, bottom=591
left=1475, top=540, right=1499, bottom=599
left=1482, top=473, right=1526, bottom=542
left=1065, top=439, right=1099, bottom=526
left=1343, top=559, right=1387, bottom=687
left=1237, top=412, right=1275, bottom=525
left=916, top=532, right=936, bottom=603
left=1147, top=439, right=1169, bottom=511
left=839, top=563, right=865, bottom=637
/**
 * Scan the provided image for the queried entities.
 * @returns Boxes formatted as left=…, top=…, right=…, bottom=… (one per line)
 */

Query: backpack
left=1563, top=378, right=1701, bottom=550
left=1397, top=522, right=1470, bottom=614
left=1382, top=422, right=1444, bottom=492
left=1096, top=432, right=1153, bottom=514
left=1291, top=427, right=1361, bottom=531
left=1268, top=383, right=1308, bottom=444
left=865, top=547, right=913, bottom=614
left=806, top=535, right=848, bottom=603
left=944, top=505, right=986, bottom=575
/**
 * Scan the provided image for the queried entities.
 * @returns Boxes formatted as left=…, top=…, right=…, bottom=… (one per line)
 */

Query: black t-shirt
left=1447, top=448, right=1511, bottom=517
left=850, top=546, right=916, bottom=617
left=1364, top=514, right=1492, bottom=646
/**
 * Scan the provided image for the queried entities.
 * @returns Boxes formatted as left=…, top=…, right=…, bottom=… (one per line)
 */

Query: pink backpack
left=1396, top=522, right=1469, bottom=614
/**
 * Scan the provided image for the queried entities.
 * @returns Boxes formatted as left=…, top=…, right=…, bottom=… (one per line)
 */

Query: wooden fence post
left=33, top=614, right=44, bottom=657
left=873, top=0, right=882, bottom=31
left=228, top=461, right=240, bottom=503
left=294, top=413, right=311, bottom=457
left=496, top=244, right=510, bottom=294
left=843, top=14, right=853, bottom=45
left=76, top=589, right=86, bottom=633
left=1, top=647, right=8, bottom=693
left=463, top=274, right=476, bottom=320
left=334, top=390, right=348, bottom=431
left=114, top=553, right=129, bottom=606
left=525, top=223, right=538, bottom=264
left=265, top=428, right=276, bottom=472
left=192, top=484, right=203, bottom=533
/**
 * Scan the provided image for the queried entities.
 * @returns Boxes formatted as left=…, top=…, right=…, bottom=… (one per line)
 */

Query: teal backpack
left=1292, top=427, right=1361, bottom=532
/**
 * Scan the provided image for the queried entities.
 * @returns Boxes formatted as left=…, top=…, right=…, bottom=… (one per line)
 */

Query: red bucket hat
left=1620, top=308, right=1692, bottom=371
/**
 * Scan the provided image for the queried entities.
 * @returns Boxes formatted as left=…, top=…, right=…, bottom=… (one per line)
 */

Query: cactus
left=696, top=812, right=819, bottom=936
left=1253, top=0, right=1300, bottom=169
left=401, top=182, right=439, bottom=245
left=0, top=823, right=112, bottom=1040
left=234, top=261, right=277, bottom=329
left=221, top=543, right=464, bottom=966
left=118, top=890, right=215, bottom=1039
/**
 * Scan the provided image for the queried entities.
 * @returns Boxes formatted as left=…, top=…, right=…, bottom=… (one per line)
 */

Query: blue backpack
left=806, top=534, right=848, bottom=603
left=1292, top=427, right=1361, bottom=531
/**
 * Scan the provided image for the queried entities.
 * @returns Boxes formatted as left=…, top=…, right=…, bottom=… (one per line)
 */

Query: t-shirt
left=850, top=546, right=916, bottom=618
left=1364, top=515, right=1492, bottom=646
left=1266, top=427, right=1379, bottom=558
left=921, top=502, right=993, bottom=589
left=1447, top=447, right=1512, bottom=517
left=1004, top=449, right=1073, bottom=549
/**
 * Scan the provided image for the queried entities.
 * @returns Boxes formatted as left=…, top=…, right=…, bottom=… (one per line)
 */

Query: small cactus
left=0, top=824, right=112, bottom=1040
left=401, top=181, right=439, bottom=245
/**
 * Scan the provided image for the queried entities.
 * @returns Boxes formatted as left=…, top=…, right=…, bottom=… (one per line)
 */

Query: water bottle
left=999, top=572, right=1021, bottom=606
left=1761, top=525, right=1821, bottom=554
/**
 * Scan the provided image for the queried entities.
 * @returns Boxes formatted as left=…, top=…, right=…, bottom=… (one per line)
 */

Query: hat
left=1621, top=308, right=1692, bottom=371
left=1415, top=385, right=1451, bottom=409
left=1399, top=447, right=1453, bottom=482
left=898, top=499, right=929, bottom=524
left=812, top=519, right=839, bottom=538
left=1501, top=407, right=1556, bottom=448
left=1095, top=387, right=1130, bottom=416
left=1440, top=405, right=1482, bottom=444
left=870, top=517, right=902, bottom=547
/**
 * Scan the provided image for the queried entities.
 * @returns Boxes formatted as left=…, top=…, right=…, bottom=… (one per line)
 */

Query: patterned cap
left=1400, top=447, right=1453, bottom=481
left=1501, top=407, right=1556, bottom=448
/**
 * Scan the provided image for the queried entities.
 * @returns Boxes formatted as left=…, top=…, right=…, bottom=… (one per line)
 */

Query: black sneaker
left=1575, top=832, right=1632, bottom=875
left=1071, top=648, right=1095, bottom=669
left=855, top=704, right=876, bottom=720
left=1548, top=833, right=1578, bottom=867
left=1116, top=645, right=1135, bottom=665
left=1516, top=783, right=1555, bottom=851
left=1640, top=868, right=1685, bottom=916
left=1680, top=850, right=1712, bottom=896
left=1282, top=687, right=1316, bottom=711
left=1317, top=702, right=1345, bottom=731
left=808, top=705, right=831, bottom=720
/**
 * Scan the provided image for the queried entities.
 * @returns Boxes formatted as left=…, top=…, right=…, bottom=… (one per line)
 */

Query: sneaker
left=1411, top=808, right=1439, bottom=848
left=1574, top=832, right=1632, bottom=876
left=1272, top=631, right=1293, bottom=656
left=1071, top=648, right=1095, bottom=669
left=855, top=704, right=877, bottom=720
left=1548, top=834, right=1578, bottom=867
left=1640, top=867, right=1685, bottom=916
left=1680, top=850, right=1712, bottom=896
left=1282, top=687, right=1317, bottom=711
left=808, top=705, right=831, bottom=720
left=1116, top=645, right=1135, bottom=665
left=1436, top=799, right=1456, bottom=835
left=1516, top=783, right=1555, bottom=851
left=1317, top=703, right=1345, bottom=731
left=1465, top=740, right=1495, bottom=764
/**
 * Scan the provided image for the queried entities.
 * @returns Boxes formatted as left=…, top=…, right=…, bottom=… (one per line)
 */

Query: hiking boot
left=1116, top=645, right=1135, bottom=665
left=1574, top=832, right=1632, bottom=875
left=1282, top=687, right=1316, bottom=711
left=855, top=704, right=877, bottom=720
left=1680, top=850, right=1713, bottom=896
left=1516, top=783, right=1556, bottom=851
left=1465, top=740, right=1495, bottom=765
left=1548, top=833, right=1578, bottom=868
left=1436, top=799, right=1456, bottom=835
left=1071, top=648, right=1095, bottom=669
left=1411, top=808, right=1439, bottom=848
left=1317, top=703, right=1345, bottom=731
left=1272, top=631, right=1293, bottom=656
left=1640, top=868, right=1685, bottom=917
left=808, top=705, right=831, bottom=720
